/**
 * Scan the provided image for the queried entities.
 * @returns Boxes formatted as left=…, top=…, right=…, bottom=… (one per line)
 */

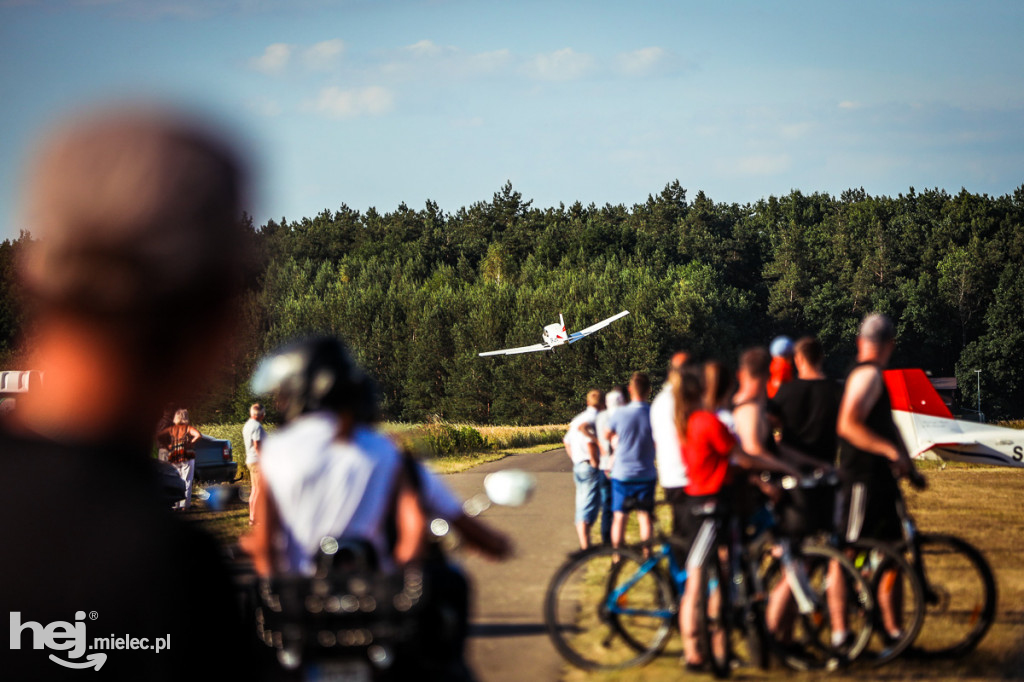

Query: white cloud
left=527, top=48, right=594, bottom=81
left=839, top=100, right=862, bottom=110
left=249, top=43, right=292, bottom=75
left=307, top=86, right=395, bottom=118
left=303, top=39, right=344, bottom=71
left=617, top=47, right=666, bottom=76
left=405, top=39, right=449, bottom=58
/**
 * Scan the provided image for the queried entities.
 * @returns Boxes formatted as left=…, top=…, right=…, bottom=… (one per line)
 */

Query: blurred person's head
left=669, top=365, right=704, bottom=443
left=702, top=360, right=735, bottom=411
left=15, top=106, right=249, bottom=444
left=670, top=351, right=690, bottom=369
left=605, top=389, right=626, bottom=412
left=250, top=403, right=265, bottom=420
left=857, top=313, right=896, bottom=366
left=586, top=389, right=604, bottom=409
left=770, top=336, right=794, bottom=360
left=172, top=409, right=190, bottom=426
left=251, top=335, right=378, bottom=431
left=793, top=336, right=825, bottom=379
left=738, top=347, right=771, bottom=393
left=628, top=372, right=652, bottom=402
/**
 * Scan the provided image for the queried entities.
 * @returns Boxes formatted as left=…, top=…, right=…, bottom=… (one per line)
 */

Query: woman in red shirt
left=673, top=363, right=795, bottom=669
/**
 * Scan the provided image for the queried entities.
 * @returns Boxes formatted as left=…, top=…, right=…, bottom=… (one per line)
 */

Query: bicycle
left=845, top=494, right=996, bottom=661
left=542, top=507, right=687, bottom=671
left=801, top=470, right=996, bottom=665
left=543, top=482, right=876, bottom=676
left=708, top=474, right=876, bottom=676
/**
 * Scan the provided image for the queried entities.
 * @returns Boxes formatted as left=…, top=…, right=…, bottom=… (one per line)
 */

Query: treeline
left=2, top=181, right=1023, bottom=422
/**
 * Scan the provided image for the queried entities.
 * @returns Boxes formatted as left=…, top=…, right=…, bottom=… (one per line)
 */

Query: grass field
left=196, top=420, right=566, bottom=481
left=189, top=421, right=567, bottom=544
left=561, top=461, right=1024, bottom=682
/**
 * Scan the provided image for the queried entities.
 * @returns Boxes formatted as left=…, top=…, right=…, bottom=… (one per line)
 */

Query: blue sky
left=1, top=0, right=1022, bottom=241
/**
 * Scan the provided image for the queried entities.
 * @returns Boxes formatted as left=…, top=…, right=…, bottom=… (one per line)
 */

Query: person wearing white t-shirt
left=564, top=389, right=603, bottom=550
left=257, top=410, right=468, bottom=573
left=243, top=337, right=510, bottom=576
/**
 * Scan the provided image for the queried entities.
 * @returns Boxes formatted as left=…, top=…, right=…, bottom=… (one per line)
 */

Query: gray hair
left=859, top=313, right=896, bottom=344
left=172, top=409, right=190, bottom=425
left=605, top=389, right=626, bottom=411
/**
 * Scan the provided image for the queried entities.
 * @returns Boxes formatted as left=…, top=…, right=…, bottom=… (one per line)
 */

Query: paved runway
left=444, top=448, right=578, bottom=682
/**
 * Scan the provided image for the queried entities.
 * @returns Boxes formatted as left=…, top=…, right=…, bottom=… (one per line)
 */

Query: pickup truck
left=193, top=434, right=238, bottom=483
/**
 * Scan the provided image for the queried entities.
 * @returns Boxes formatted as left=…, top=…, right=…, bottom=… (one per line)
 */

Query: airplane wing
left=478, top=343, right=552, bottom=357
left=567, top=310, right=630, bottom=344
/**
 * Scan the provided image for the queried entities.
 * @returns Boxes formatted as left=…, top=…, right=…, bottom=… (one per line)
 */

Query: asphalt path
left=443, top=448, right=579, bottom=682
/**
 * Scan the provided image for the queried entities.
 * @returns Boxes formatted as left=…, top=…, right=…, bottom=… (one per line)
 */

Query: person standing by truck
left=158, top=408, right=201, bottom=510
left=242, top=402, right=267, bottom=525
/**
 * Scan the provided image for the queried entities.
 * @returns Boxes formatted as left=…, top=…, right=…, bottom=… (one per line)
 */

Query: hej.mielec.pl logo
left=10, top=611, right=171, bottom=671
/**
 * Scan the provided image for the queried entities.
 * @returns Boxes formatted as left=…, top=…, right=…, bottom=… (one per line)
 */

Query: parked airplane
left=886, top=368, right=1024, bottom=469
left=478, top=310, right=630, bottom=357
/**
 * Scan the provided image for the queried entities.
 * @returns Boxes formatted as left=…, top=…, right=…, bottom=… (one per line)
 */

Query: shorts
left=774, top=484, right=838, bottom=540
left=680, top=495, right=726, bottom=571
left=573, top=460, right=601, bottom=524
left=611, top=478, right=656, bottom=513
left=839, top=476, right=903, bottom=543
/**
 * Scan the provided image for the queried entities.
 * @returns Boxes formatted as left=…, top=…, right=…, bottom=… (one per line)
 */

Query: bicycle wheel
left=697, top=553, right=732, bottom=679
left=544, top=546, right=674, bottom=670
left=912, top=533, right=997, bottom=658
left=849, top=539, right=925, bottom=666
left=761, top=544, right=875, bottom=671
left=736, top=588, right=770, bottom=671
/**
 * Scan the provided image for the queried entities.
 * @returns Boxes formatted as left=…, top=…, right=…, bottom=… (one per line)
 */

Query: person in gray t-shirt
left=242, top=403, right=267, bottom=525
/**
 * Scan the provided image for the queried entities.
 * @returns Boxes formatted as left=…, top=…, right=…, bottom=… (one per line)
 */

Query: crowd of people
left=563, top=315, right=923, bottom=669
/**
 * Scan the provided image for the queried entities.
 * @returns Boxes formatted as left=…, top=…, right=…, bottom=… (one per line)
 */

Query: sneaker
left=883, top=628, right=904, bottom=644
left=830, top=630, right=851, bottom=649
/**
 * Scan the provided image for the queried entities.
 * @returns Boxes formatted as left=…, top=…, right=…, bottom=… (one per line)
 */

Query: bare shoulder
left=843, top=364, right=883, bottom=406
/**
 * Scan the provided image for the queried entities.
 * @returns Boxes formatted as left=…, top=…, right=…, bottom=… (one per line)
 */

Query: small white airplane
left=886, top=368, right=1024, bottom=469
left=478, top=310, right=630, bottom=357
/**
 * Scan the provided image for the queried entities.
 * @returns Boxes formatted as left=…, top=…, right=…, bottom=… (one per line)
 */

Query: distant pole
left=974, top=369, right=982, bottom=422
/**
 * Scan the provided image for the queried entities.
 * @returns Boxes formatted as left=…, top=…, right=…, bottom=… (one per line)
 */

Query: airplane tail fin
left=559, top=313, right=567, bottom=340
left=884, top=369, right=953, bottom=419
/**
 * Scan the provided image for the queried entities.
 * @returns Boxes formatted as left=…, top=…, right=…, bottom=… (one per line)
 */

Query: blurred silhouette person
left=154, top=402, right=177, bottom=462
left=0, top=106, right=255, bottom=680
left=156, top=408, right=201, bottom=510
left=767, top=335, right=795, bottom=398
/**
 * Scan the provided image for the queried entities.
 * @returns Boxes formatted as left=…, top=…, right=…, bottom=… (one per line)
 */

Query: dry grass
left=562, top=462, right=1024, bottom=682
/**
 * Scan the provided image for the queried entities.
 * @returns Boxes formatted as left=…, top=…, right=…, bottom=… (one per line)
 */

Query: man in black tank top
left=836, top=313, right=925, bottom=644
left=836, top=313, right=919, bottom=543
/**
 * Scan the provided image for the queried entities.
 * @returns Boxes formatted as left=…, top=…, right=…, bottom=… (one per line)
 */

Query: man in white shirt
left=241, top=403, right=267, bottom=526
left=564, top=389, right=603, bottom=550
